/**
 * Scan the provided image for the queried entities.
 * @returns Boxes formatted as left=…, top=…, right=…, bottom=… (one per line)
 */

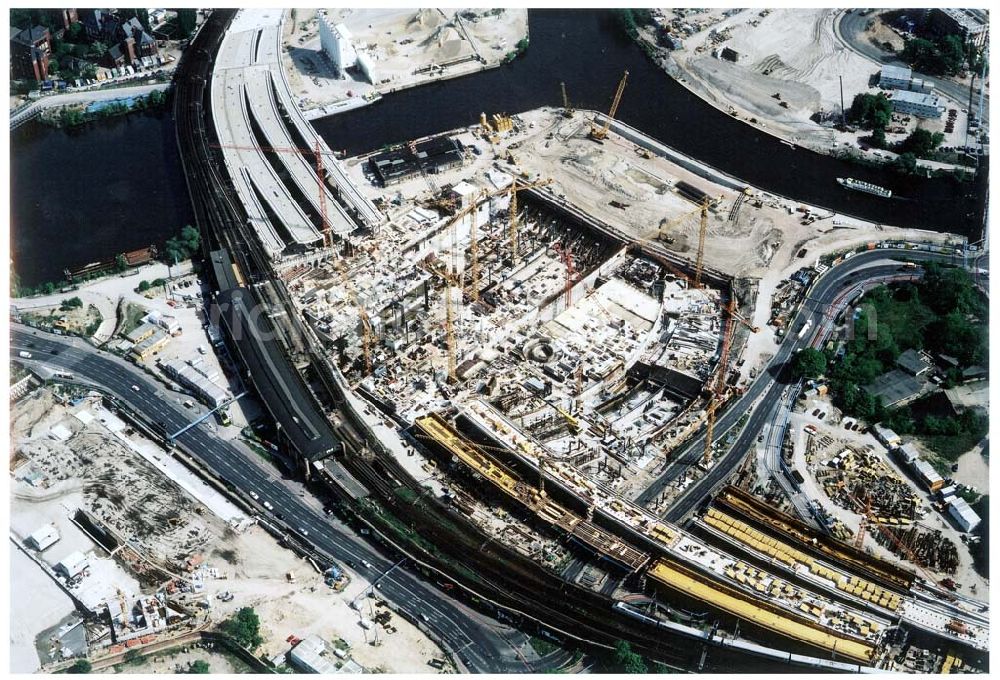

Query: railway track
left=170, top=11, right=865, bottom=671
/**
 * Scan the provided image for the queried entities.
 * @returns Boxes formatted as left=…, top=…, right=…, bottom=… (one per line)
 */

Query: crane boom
left=590, top=70, right=629, bottom=141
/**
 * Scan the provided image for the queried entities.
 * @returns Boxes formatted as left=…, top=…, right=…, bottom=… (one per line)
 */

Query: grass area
left=922, top=433, right=985, bottom=464
left=529, top=635, right=559, bottom=657
left=120, top=302, right=148, bottom=337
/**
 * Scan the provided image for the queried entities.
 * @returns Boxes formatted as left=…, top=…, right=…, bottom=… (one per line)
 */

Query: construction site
left=220, top=55, right=988, bottom=669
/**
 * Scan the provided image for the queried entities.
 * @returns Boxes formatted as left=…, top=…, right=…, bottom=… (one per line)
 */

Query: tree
left=176, top=9, right=198, bottom=39
left=60, top=296, right=83, bottom=311
left=164, top=237, right=186, bottom=265
left=89, top=41, right=108, bottom=59
left=180, top=224, right=201, bottom=253
left=613, top=640, right=647, bottom=674
left=68, top=659, right=92, bottom=674
left=894, top=152, right=919, bottom=175
left=222, top=607, right=263, bottom=649
left=137, top=279, right=151, bottom=292
left=848, top=92, right=892, bottom=130
left=183, top=660, right=211, bottom=674
left=123, top=648, right=143, bottom=665
left=792, top=347, right=827, bottom=379
left=900, top=128, right=945, bottom=158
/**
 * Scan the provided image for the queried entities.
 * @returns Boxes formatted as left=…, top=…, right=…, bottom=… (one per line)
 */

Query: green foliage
left=614, top=9, right=654, bottom=40
left=901, top=34, right=968, bottom=75
left=883, top=394, right=987, bottom=461
left=792, top=347, right=827, bottom=379
left=68, top=659, right=92, bottom=674
left=894, top=151, right=919, bottom=175
left=222, top=607, right=263, bottom=649
left=182, top=660, right=211, bottom=674
left=88, top=41, right=108, bottom=59
left=899, top=128, right=945, bottom=158
left=124, top=649, right=143, bottom=665
left=60, top=296, right=83, bottom=311
left=613, top=640, right=648, bottom=674
left=848, top=92, right=892, bottom=130
left=971, top=495, right=988, bottom=577
left=164, top=226, right=201, bottom=265
left=137, top=280, right=151, bottom=293
left=176, top=9, right=198, bottom=39
left=827, top=280, right=971, bottom=421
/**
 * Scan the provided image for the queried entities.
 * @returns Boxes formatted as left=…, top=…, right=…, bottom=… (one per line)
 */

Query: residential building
left=10, top=25, right=51, bottom=81
left=889, top=89, right=945, bottom=119
left=929, top=8, right=989, bottom=48
left=947, top=496, right=981, bottom=532
left=79, top=10, right=158, bottom=66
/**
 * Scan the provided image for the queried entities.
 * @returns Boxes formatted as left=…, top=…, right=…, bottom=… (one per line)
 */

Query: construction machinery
left=589, top=69, right=629, bottom=142
left=560, top=81, right=575, bottom=117
left=702, top=299, right=736, bottom=464
left=506, top=177, right=554, bottom=263
left=211, top=139, right=337, bottom=248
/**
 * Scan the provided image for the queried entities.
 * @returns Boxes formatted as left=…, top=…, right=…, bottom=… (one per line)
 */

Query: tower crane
left=211, top=141, right=374, bottom=372
left=211, top=139, right=338, bottom=248
left=703, top=299, right=735, bottom=464
left=589, top=69, right=629, bottom=142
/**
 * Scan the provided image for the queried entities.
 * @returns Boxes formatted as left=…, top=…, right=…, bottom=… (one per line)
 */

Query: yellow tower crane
left=703, top=299, right=736, bottom=465
left=589, top=69, right=629, bottom=142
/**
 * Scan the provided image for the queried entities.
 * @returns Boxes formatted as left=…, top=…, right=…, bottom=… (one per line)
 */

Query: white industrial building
left=289, top=635, right=362, bottom=674
left=55, top=551, right=90, bottom=580
left=948, top=496, right=982, bottom=532
left=889, top=89, right=945, bottom=119
left=318, top=11, right=374, bottom=83
left=878, top=65, right=931, bottom=93
left=27, top=525, right=60, bottom=552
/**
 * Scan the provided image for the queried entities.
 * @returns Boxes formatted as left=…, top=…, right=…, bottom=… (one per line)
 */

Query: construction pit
left=278, top=104, right=932, bottom=516
left=10, top=386, right=445, bottom=672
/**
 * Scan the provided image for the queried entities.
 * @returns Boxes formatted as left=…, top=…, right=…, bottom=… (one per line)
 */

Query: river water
left=10, top=111, right=193, bottom=288
left=314, top=9, right=986, bottom=238
left=9, top=10, right=986, bottom=289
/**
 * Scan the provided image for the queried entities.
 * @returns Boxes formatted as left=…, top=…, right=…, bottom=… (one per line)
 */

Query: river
left=313, top=9, right=986, bottom=239
left=10, top=110, right=193, bottom=288
left=9, top=10, right=986, bottom=288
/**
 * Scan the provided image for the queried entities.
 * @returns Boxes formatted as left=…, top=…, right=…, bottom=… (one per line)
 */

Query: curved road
left=9, top=327, right=534, bottom=673
left=637, top=246, right=972, bottom=522
left=834, top=10, right=989, bottom=126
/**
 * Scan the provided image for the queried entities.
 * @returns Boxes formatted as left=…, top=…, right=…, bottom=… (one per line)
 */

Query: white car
left=131, top=385, right=140, bottom=392
left=249, top=491, right=259, bottom=501
left=263, top=501, right=274, bottom=511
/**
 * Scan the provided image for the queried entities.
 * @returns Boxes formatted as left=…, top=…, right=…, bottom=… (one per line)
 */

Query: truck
left=796, top=319, right=813, bottom=340
left=18, top=351, right=31, bottom=359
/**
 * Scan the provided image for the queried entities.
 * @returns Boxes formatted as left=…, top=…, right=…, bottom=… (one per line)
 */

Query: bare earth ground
left=10, top=389, right=445, bottom=673
left=283, top=8, right=527, bottom=115
left=657, top=8, right=974, bottom=161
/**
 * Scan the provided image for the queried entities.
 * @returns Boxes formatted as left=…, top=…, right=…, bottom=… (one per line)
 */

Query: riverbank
left=636, top=9, right=978, bottom=179
left=37, top=87, right=170, bottom=128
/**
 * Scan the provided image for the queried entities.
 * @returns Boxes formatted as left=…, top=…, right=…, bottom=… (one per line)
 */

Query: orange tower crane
left=211, top=139, right=338, bottom=248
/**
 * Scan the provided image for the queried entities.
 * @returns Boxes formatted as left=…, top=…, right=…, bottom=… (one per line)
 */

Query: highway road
left=834, top=10, right=989, bottom=127
left=9, top=326, right=536, bottom=673
left=637, top=247, right=971, bottom=522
